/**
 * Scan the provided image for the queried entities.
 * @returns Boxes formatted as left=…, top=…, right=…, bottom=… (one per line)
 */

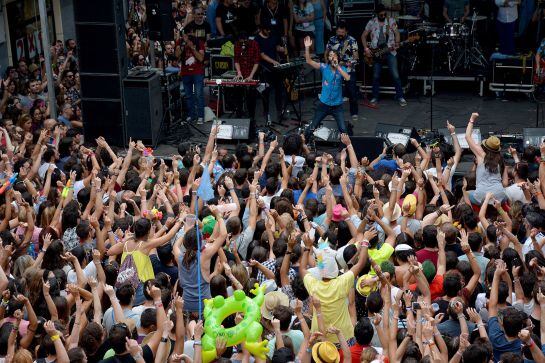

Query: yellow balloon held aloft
left=201, top=283, right=269, bottom=363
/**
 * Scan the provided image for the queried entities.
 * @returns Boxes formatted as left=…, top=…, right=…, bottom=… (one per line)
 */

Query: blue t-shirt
left=374, top=158, right=398, bottom=174
left=319, top=63, right=346, bottom=106
left=488, top=316, right=522, bottom=362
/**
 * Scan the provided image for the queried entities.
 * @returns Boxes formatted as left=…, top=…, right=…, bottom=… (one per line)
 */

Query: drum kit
left=398, top=13, right=488, bottom=75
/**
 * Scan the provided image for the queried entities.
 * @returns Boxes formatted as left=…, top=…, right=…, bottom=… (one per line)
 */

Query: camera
left=412, top=302, right=421, bottom=310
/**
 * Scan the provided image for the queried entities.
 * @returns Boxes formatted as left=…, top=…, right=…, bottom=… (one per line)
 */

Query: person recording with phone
left=303, top=36, right=351, bottom=140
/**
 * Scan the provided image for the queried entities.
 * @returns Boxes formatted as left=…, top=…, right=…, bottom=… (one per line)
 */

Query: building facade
left=0, top=0, right=75, bottom=73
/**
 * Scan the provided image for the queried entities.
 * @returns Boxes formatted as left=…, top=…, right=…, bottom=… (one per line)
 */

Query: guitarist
left=326, top=21, right=360, bottom=121
left=362, top=4, right=407, bottom=107
left=536, top=38, right=545, bottom=85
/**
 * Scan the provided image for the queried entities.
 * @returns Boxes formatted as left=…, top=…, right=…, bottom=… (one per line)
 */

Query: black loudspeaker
left=123, top=72, right=163, bottom=146
left=350, top=136, right=385, bottom=161
left=146, top=0, right=174, bottom=41
left=74, top=0, right=127, bottom=146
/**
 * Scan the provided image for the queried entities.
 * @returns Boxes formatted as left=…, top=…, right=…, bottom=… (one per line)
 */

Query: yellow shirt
left=121, top=249, right=154, bottom=283
left=303, top=271, right=355, bottom=343
left=368, top=243, right=394, bottom=275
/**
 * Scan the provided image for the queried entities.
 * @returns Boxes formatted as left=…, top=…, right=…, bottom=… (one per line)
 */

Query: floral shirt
left=326, top=35, right=359, bottom=71
left=538, top=39, right=545, bottom=58
left=364, top=16, right=399, bottom=55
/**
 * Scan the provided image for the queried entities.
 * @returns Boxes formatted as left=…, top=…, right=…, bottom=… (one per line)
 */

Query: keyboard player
left=234, top=32, right=260, bottom=123
left=255, top=22, right=286, bottom=125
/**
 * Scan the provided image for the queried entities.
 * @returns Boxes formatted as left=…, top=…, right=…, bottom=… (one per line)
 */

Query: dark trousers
left=235, top=87, right=257, bottom=120
left=262, top=70, right=283, bottom=117
left=372, top=53, right=404, bottom=100
left=344, top=70, right=359, bottom=116
left=305, top=100, right=348, bottom=139
left=496, top=20, right=516, bottom=55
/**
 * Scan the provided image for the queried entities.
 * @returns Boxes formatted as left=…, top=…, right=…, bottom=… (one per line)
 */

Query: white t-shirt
left=522, top=234, right=545, bottom=256
left=38, top=162, right=57, bottom=179
left=67, top=262, right=97, bottom=285
left=504, top=183, right=528, bottom=204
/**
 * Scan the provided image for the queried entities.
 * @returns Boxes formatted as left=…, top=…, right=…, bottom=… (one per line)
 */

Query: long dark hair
left=182, top=228, right=199, bottom=268
left=484, top=149, right=504, bottom=174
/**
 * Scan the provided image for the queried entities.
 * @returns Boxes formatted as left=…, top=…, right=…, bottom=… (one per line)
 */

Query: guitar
left=535, top=59, right=545, bottom=85
left=364, top=34, right=420, bottom=66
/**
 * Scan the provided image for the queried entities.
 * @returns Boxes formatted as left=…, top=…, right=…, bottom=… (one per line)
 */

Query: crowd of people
left=3, top=0, right=545, bottom=362
left=0, top=87, right=543, bottom=363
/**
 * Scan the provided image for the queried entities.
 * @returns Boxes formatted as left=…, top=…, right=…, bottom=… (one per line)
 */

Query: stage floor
left=153, top=85, right=542, bottom=156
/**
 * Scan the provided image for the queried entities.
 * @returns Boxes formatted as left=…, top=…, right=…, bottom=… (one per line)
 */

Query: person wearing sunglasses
left=184, top=6, right=212, bottom=41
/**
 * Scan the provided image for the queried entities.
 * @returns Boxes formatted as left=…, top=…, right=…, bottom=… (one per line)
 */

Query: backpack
left=115, top=241, right=142, bottom=290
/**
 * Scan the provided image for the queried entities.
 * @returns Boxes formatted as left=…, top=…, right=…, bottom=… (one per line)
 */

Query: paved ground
left=154, top=80, right=543, bottom=156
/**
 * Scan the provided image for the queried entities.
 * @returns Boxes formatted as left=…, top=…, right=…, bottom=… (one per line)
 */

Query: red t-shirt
left=416, top=249, right=438, bottom=268
left=180, top=39, right=205, bottom=76
left=410, top=274, right=444, bottom=301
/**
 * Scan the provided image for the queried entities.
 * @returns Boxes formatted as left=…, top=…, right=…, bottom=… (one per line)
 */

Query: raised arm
left=304, top=37, right=320, bottom=69
left=465, top=113, right=485, bottom=160
left=459, top=230, right=481, bottom=296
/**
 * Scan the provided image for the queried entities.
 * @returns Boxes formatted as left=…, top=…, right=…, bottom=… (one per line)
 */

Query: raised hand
left=304, top=36, right=313, bottom=48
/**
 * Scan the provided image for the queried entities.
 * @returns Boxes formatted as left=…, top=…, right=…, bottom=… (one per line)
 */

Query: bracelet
left=193, top=340, right=202, bottom=346
left=304, top=247, right=311, bottom=252
left=526, top=339, right=535, bottom=348
left=514, top=278, right=519, bottom=283
left=50, top=334, right=60, bottom=342
left=477, top=323, right=485, bottom=328
left=161, top=337, right=169, bottom=343
left=132, top=353, right=143, bottom=361
left=12, top=325, right=19, bottom=332
left=306, top=347, right=312, bottom=353
left=285, top=251, right=293, bottom=255
left=457, top=314, right=465, bottom=320
left=360, top=239, right=370, bottom=248
left=450, top=132, right=456, bottom=136
left=316, top=313, right=321, bottom=316
left=455, top=350, right=463, bottom=357
left=154, top=301, right=163, bottom=308
left=469, top=120, right=474, bottom=123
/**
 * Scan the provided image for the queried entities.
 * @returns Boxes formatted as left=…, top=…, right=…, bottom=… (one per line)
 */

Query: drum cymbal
left=399, top=15, right=420, bottom=20
left=467, top=15, right=487, bottom=21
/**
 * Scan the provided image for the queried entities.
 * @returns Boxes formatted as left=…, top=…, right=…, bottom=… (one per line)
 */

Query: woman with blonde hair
left=361, top=347, right=378, bottom=363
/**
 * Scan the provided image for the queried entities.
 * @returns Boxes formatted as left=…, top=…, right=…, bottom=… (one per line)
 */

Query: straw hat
left=312, top=341, right=341, bottom=363
left=482, top=136, right=501, bottom=152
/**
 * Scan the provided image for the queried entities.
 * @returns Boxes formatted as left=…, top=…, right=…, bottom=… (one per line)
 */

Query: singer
left=303, top=36, right=351, bottom=140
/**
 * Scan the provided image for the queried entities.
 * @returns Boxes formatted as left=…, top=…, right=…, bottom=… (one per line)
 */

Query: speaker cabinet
left=123, top=73, right=163, bottom=146
left=74, top=0, right=127, bottom=146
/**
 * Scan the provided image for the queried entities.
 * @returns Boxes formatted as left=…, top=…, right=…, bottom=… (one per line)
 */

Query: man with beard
left=61, top=70, right=80, bottom=106
left=255, top=22, right=285, bottom=124
left=303, top=36, right=350, bottom=139
left=326, top=21, right=359, bottom=121
left=362, top=4, right=407, bottom=107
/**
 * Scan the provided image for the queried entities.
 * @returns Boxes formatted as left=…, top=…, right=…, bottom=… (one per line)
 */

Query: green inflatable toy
left=201, top=283, right=269, bottom=363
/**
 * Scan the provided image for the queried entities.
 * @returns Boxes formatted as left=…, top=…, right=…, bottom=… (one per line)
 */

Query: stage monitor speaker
left=74, top=0, right=127, bottom=146
left=145, top=0, right=174, bottom=41
left=350, top=136, right=385, bottom=161
left=123, top=73, right=163, bottom=146
left=202, top=119, right=251, bottom=141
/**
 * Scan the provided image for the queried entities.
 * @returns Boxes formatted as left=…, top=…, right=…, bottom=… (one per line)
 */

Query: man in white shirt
left=495, top=0, right=519, bottom=54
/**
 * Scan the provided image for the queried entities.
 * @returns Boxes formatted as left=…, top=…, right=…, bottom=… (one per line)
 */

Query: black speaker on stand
left=74, top=0, right=128, bottom=146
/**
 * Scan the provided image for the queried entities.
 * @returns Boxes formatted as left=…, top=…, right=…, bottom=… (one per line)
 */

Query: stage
left=151, top=83, right=542, bottom=157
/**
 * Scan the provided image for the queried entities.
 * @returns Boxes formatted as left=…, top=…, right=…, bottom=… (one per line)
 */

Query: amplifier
left=490, top=55, right=534, bottom=93
left=210, top=55, right=234, bottom=78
